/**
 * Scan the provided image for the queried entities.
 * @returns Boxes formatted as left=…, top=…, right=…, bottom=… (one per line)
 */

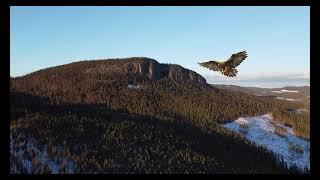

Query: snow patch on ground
left=271, top=91, right=283, bottom=94
left=291, top=109, right=308, bottom=114
left=285, top=98, right=302, bottom=101
left=128, top=84, right=142, bottom=89
left=281, top=89, right=299, bottom=93
left=275, top=97, right=301, bottom=101
left=223, top=114, right=309, bottom=172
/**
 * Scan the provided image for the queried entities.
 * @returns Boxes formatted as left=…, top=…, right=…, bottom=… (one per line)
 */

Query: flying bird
left=198, top=51, right=248, bottom=77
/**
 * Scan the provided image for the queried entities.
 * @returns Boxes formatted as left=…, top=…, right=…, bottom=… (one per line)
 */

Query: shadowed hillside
left=10, top=57, right=308, bottom=173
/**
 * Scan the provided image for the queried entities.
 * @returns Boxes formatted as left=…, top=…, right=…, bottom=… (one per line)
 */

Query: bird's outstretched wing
left=225, top=51, right=247, bottom=68
left=198, top=61, right=221, bottom=71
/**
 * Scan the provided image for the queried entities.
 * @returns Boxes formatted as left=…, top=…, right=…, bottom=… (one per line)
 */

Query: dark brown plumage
left=198, top=51, right=248, bottom=77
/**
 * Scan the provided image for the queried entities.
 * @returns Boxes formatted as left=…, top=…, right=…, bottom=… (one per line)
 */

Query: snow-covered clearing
left=223, top=114, right=309, bottom=172
left=10, top=135, right=74, bottom=174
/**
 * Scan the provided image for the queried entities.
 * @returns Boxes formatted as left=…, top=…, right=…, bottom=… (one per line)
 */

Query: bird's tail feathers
left=223, top=68, right=238, bottom=77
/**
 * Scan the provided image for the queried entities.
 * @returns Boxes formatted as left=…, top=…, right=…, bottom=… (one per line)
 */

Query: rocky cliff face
left=123, top=58, right=207, bottom=85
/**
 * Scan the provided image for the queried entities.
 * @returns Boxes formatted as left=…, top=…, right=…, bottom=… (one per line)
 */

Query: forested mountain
left=10, top=57, right=308, bottom=173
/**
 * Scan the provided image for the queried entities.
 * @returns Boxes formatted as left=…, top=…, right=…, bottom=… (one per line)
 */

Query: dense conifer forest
left=10, top=57, right=309, bottom=173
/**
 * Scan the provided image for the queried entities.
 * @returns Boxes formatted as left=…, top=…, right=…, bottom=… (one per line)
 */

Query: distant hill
left=212, top=84, right=309, bottom=106
left=10, top=57, right=307, bottom=173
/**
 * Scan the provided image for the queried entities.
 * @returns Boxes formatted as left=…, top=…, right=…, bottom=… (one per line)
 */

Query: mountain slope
left=11, top=57, right=302, bottom=123
left=10, top=57, right=305, bottom=173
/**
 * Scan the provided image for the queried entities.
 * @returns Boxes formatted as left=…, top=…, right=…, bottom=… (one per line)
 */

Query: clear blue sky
left=10, top=6, right=310, bottom=87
